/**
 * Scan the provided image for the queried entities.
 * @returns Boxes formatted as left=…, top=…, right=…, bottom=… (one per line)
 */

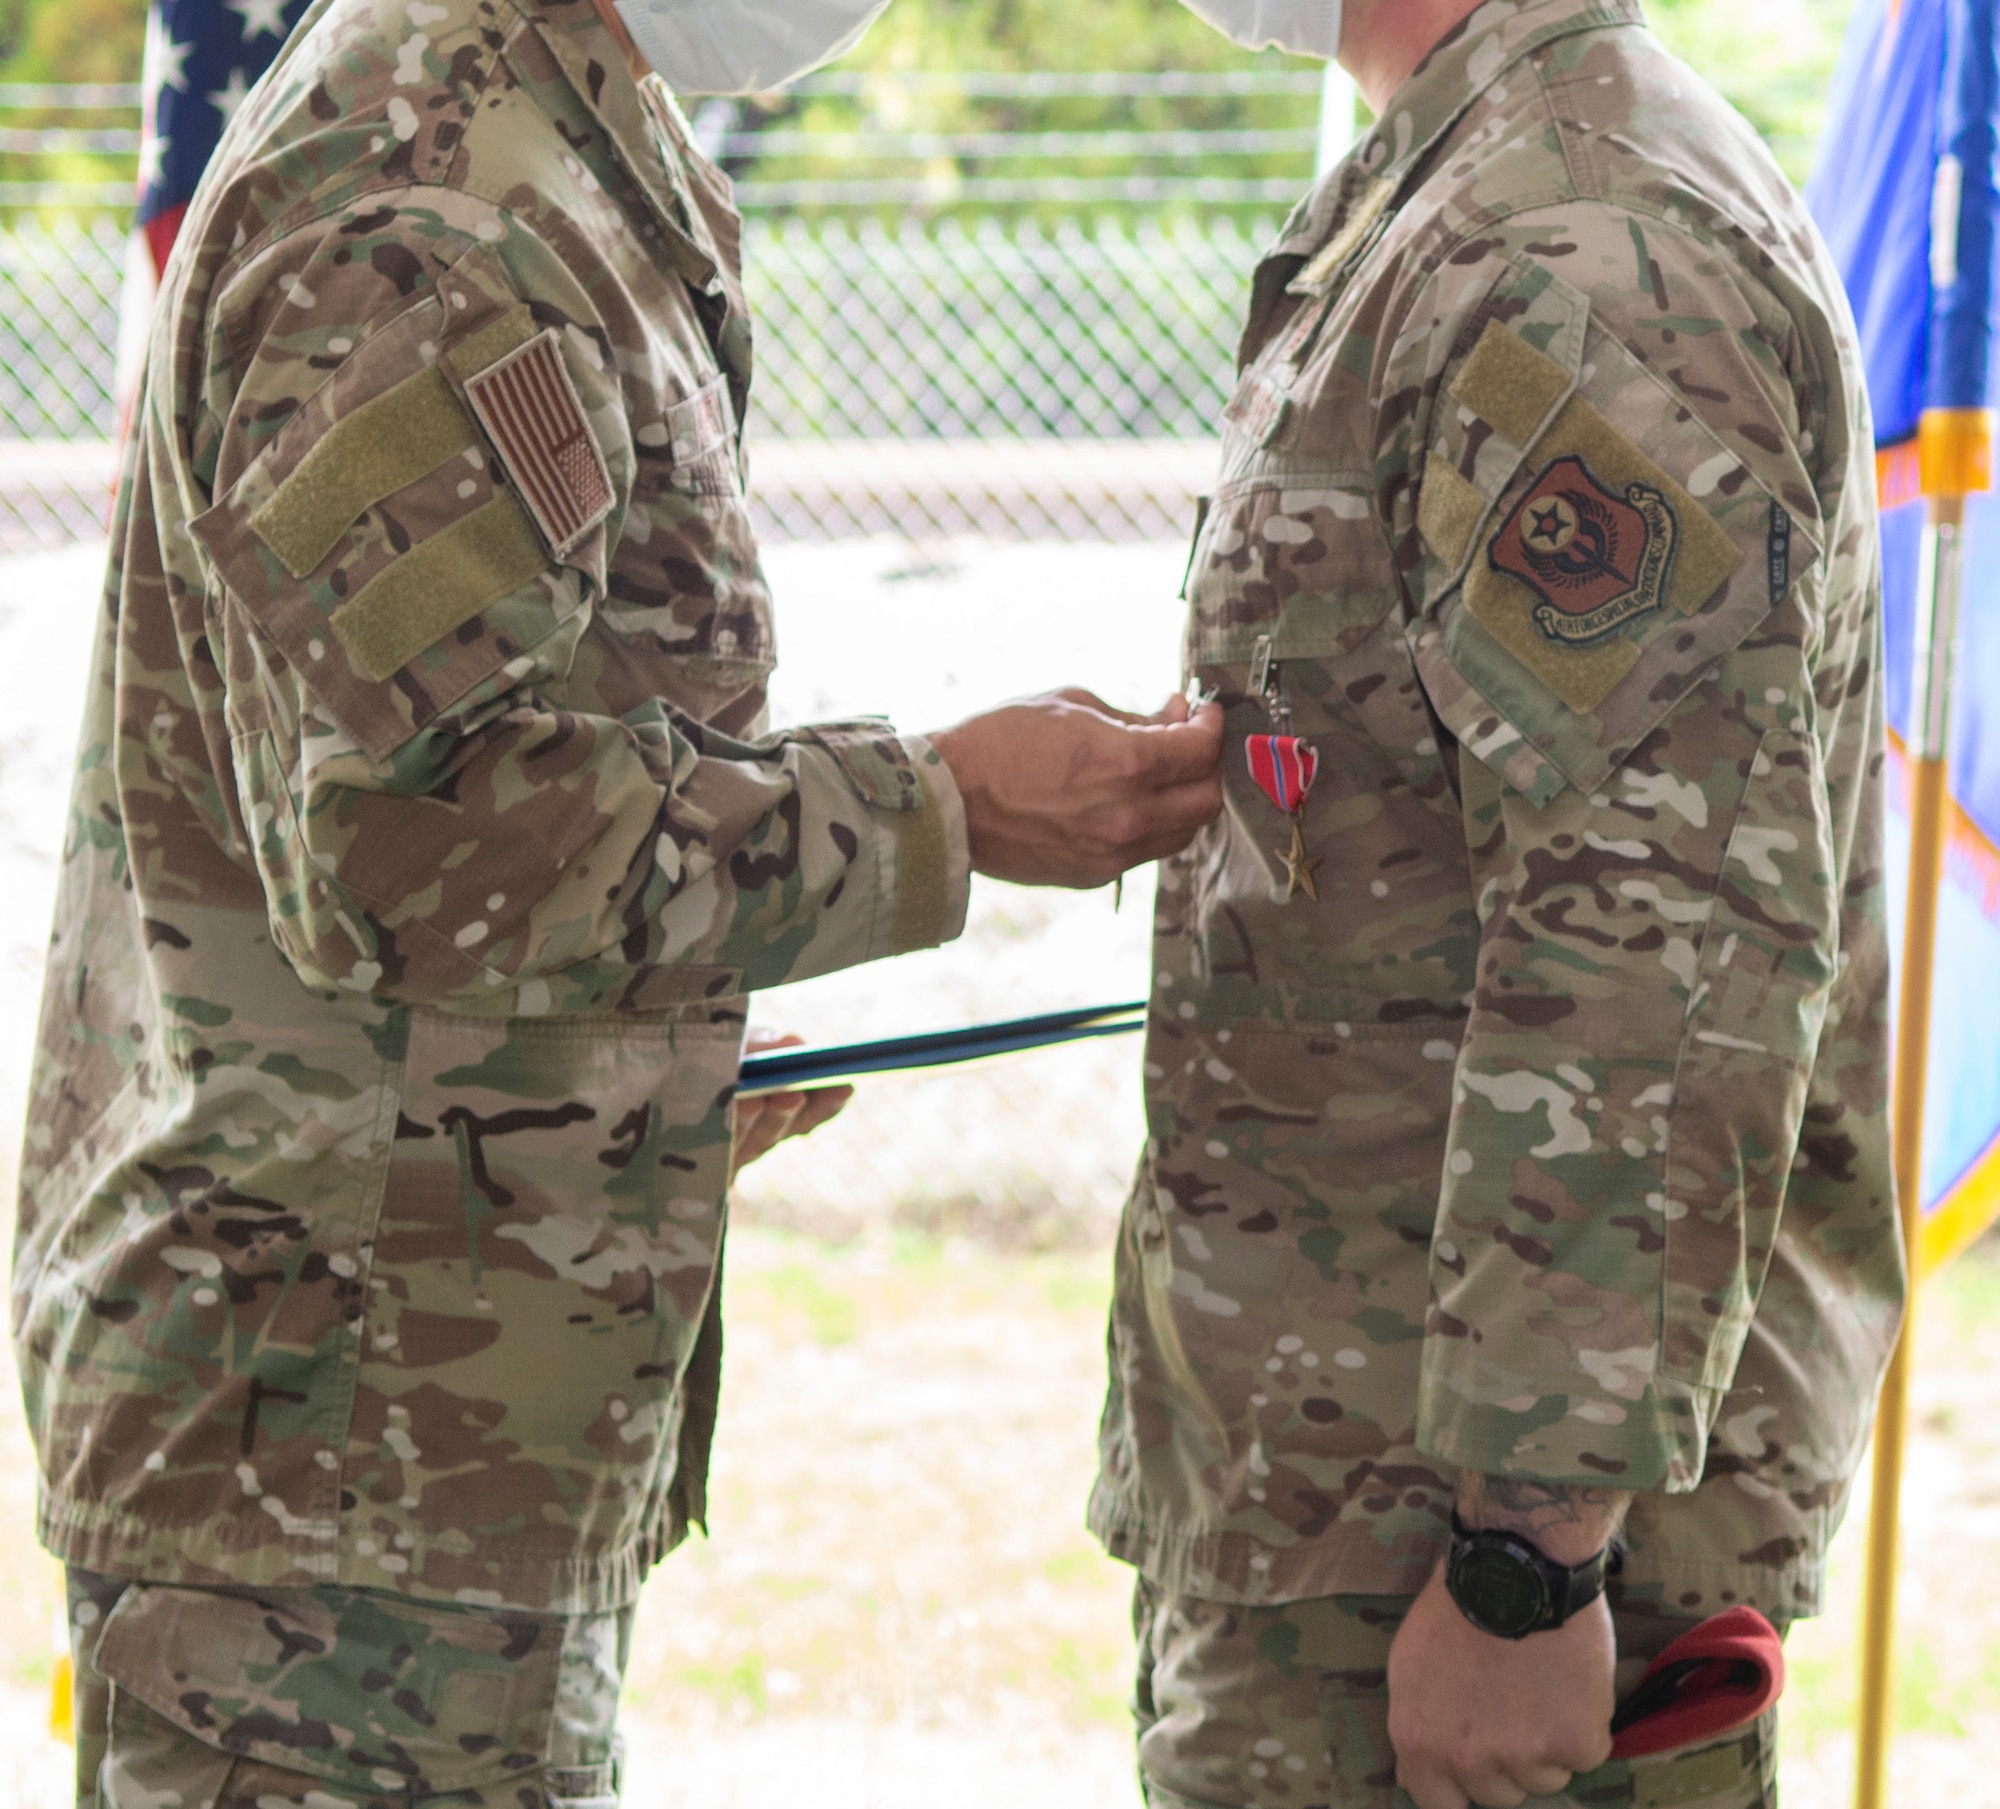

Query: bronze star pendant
left=1275, top=820, right=1321, bottom=902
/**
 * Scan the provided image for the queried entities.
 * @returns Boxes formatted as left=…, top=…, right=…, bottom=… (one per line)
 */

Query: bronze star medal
left=1275, top=818, right=1322, bottom=901
left=1246, top=733, right=1321, bottom=904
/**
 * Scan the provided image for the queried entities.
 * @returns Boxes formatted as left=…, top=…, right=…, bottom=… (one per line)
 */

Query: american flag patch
left=462, top=331, right=613, bottom=557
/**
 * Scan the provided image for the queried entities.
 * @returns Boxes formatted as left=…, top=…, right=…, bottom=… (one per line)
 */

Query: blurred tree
left=2, top=0, right=143, bottom=82
left=0, top=0, right=142, bottom=221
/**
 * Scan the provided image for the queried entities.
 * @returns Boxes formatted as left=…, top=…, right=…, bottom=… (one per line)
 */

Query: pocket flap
left=94, top=1583, right=561, bottom=1792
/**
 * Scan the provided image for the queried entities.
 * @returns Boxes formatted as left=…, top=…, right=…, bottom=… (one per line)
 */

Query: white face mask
left=612, top=0, right=893, bottom=95
left=1177, top=0, right=1342, bottom=60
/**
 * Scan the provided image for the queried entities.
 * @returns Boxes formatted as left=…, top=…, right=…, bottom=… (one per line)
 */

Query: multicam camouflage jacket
left=1092, top=0, right=1902, bottom=1621
left=12, top=0, right=968, bottom=1615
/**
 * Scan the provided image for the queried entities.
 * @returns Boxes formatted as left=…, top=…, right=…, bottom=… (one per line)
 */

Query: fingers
left=1124, top=700, right=1226, bottom=787
left=1396, top=1759, right=1471, bottom=1809
left=1399, top=1757, right=1571, bottom=1809
left=1108, top=775, right=1226, bottom=866
left=790, top=1084, right=852, bottom=1139
left=1051, top=685, right=1150, bottom=725
left=744, top=1028, right=806, bottom=1054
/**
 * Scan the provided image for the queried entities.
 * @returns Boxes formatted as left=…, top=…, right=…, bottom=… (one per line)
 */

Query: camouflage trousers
left=1131, top=1580, right=1780, bottom=1809
left=66, top=1570, right=633, bottom=1809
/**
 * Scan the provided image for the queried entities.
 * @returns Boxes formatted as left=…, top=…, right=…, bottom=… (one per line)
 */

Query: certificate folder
left=736, top=1000, right=1146, bottom=1098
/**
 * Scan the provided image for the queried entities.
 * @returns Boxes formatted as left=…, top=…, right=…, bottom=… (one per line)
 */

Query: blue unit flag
left=1809, top=0, right=2000, bottom=1274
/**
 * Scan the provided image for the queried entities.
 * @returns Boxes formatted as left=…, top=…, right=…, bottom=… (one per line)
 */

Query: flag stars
left=208, top=68, right=253, bottom=125
left=145, top=9, right=194, bottom=91
left=229, top=0, right=294, bottom=40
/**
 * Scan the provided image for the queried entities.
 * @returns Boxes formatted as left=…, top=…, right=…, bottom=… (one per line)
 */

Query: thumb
left=1135, top=701, right=1226, bottom=784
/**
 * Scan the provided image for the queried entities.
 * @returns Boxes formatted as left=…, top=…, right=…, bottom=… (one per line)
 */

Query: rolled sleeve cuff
left=890, top=734, right=971, bottom=954
left=1414, top=1353, right=1714, bottom=1495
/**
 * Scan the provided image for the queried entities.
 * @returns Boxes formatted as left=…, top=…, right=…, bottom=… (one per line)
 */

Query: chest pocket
left=1183, top=472, right=1400, bottom=669
left=605, top=371, right=772, bottom=673
left=1187, top=274, right=1407, bottom=669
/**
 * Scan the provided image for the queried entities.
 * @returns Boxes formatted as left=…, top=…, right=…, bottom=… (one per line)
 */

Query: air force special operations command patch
left=1489, top=454, right=1678, bottom=647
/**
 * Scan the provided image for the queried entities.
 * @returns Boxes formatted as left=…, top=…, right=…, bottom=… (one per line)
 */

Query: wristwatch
left=1444, top=1511, right=1620, bottom=1641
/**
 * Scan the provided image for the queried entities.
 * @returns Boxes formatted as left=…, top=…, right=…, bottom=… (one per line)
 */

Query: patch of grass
left=754, top=1262, right=862, bottom=1346
left=1938, top=1242, right=2000, bottom=1345
left=677, top=1651, right=771, bottom=1717
left=1043, top=1547, right=1117, bottom=1590
left=1049, top=1635, right=1132, bottom=1728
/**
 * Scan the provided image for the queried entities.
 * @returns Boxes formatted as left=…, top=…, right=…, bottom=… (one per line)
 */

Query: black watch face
left=1450, top=1540, right=1552, bottom=1639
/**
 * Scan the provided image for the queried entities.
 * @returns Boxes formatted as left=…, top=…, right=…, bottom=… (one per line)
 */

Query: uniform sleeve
left=188, top=205, right=968, bottom=1014
left=1387, top=211, right=1865, bottom=1491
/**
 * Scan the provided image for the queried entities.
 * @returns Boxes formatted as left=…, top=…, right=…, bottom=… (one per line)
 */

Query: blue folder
left=736, top=1000, right=1147, bottom=1097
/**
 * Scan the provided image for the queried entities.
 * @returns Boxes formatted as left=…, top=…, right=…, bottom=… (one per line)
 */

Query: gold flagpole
left=1854, top=409, right=1990, bottom=1809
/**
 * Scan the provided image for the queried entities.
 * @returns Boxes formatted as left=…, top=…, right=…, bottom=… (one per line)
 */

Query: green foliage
left=719, top=0, right=1320, bottom=224
left=722, top=0, right=1859, bottom=219
left=4, top=0, right=143, bottom=83
left=0, top=0, right=143, bottom=221
left=1645, top=0, right=1852, bottom=181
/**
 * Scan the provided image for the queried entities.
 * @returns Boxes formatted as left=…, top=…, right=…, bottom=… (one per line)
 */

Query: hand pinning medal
left=1245, top=636, right=1320, bottom=903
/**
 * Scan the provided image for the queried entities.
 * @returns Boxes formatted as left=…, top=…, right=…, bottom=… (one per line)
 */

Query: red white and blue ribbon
left=1247, top=735, right=1319, bottom=815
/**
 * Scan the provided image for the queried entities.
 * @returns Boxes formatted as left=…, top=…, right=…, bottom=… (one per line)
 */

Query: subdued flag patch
left=463, top=331, right=613, bottom=557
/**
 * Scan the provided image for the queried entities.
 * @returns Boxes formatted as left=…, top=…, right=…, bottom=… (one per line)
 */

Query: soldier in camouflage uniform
left=1093, top=0, right=1901, bottom=1804
left=12, top=1, right=1226, bottom=1803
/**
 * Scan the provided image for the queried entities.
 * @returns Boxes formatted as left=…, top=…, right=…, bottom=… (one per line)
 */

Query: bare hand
left=731, top=1030, right=851, bottom=1180
left=927, top=687, right=1225, bottom=888
left=1387, top=1562, right=1616, bottom=1809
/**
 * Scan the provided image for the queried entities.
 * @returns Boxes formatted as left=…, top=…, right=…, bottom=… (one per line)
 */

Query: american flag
left=464, top=334, right=616, bottom=555
left=137, top=0, right=313, bottom=274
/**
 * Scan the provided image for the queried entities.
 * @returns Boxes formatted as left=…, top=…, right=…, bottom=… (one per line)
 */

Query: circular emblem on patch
left=1487, top=454, right=1680, bottom=646
left=1521, top=494, right=1579, bottom=556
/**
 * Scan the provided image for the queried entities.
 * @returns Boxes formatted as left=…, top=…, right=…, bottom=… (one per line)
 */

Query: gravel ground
left=0, top=538, right=1993, bottom=1808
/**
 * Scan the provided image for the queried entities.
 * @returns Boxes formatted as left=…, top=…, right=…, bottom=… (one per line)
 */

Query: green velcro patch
left=1417, top=453, right=1490, bottom=571
left=1631, top=1736, right=1754, bottom=1809
left=1464, top=394, right=1744, bottom=715
left=330, top=493, right=549, bottom=682
left=1449, top=319, right=1573, bottom=447
left=445, top=302, right=540, bottom=384
left=250, top=366, right=479, bottom=579
left=890, top=771, right=951, bottom=956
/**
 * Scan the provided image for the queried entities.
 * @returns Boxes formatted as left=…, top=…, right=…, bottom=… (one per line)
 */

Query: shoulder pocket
left=192, top=263, right=611, bottom=762
left=1413, top=305, right=1820, bottom=806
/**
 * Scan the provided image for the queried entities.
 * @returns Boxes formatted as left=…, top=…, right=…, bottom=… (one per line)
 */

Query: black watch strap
left=1444, top=1510, right=1619, bottom=1640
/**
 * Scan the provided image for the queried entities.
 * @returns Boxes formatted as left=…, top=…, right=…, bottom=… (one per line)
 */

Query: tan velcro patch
left=1418, top=454, right=1490, bottom=571
left=249, top=365, right=479, bottom=579
left=330, top=494, right=549, bottom=682
left=1631, top=1735, right=1757, bottom=1809
left=1449, top=319, right=1573, bottom=447
left=462, top=330, right=613, bottom=558
left=1465, top=395, right=1744, bottom=714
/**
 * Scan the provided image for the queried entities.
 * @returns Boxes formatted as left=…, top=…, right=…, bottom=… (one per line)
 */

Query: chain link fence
left=0, top=216, right=127, bottom=550
left=0, top=209, right=1257, bottom=551
left=746, top=213, right=1254, bottom=540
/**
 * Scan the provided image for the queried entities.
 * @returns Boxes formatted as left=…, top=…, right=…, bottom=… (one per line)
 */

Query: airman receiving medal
left=1095, top=1, right=1901, bottom=1806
